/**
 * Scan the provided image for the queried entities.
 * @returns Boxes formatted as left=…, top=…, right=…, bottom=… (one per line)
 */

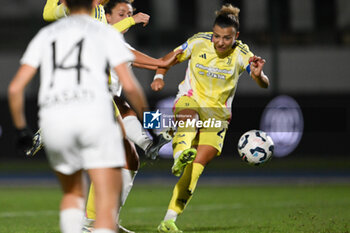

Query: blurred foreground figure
left=8, top=0, right=148, bottom=232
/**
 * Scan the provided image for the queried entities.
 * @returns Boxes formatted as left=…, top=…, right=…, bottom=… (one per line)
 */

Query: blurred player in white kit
left=7, top=0, right=148, bottom=232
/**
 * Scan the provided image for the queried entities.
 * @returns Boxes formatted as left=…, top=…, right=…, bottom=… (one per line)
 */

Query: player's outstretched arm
left=150, top=50, right=182, bottom=91
left=114, top=62, right=148, bottom=121
left=249, top=55, right=270, bottom=88
left=132, top=49, right=182, bottom=70
left=43, top=0, right=69, bottom=21
left=113, top=12, right=150, bottom=33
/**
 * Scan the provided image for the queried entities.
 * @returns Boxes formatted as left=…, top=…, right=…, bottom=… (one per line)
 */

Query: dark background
left=0, top=0, right=350, bottom=171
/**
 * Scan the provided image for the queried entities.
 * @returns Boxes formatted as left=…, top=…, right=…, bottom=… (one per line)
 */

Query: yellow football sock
left=168, top=162, right=204, bottom=214
left=86, top=183, right=96, bottom=220
left=172, top=127, right=197, bottom=158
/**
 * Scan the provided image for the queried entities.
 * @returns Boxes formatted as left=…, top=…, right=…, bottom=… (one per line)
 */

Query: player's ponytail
left=214, top=4, right=240, bottom=31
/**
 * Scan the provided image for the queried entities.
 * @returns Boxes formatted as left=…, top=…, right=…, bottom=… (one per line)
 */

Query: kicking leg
left=171, top=109, right=198, bottom=176
left=158, top=145, right=217, bottom=233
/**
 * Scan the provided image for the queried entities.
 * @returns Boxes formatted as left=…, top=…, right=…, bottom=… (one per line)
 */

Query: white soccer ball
left=237, top=130, right=274, bottom=166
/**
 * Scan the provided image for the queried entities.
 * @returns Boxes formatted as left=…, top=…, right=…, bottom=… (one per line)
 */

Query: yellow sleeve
left=236, top=41, right=254, bottom=74
left=43, top=0, right=69, bottom=22
left=174, top=41, right=191, bottom=63
left=112, top=17, right=135, bottom=32
left=174, top=33, right=209, bottom=63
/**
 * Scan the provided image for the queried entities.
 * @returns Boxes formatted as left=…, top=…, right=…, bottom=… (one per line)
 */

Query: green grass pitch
left=0, top=184, right=349, bottom=233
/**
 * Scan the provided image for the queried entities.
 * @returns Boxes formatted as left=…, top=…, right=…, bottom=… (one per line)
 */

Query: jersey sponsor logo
left=199, top=53, right=207, bottom=59
left=207, top=71, right=225, bottom=80
left=195, top=63, right=233, bottom=75
left=195, top=63, right=232, bottom=80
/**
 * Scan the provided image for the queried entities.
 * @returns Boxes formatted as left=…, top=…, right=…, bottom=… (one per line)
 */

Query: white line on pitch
left=0, top=210, right=57, bottom=218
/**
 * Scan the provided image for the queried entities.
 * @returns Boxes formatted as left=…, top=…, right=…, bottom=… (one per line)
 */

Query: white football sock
left=60, top=208, right=84, bottom=233
left=94, top=229, right=115, bottom=233
left=122, top=116, right=152, bottom=151
left=121, top=168, right=137, bottom=207
left=164, top=209, right=178, bottom=221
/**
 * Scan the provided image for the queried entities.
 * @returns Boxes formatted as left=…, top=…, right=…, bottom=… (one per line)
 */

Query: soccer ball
left=237, top=130, right=274, bottom=166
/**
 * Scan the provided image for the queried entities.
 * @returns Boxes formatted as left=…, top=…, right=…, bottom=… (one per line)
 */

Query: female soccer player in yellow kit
left=151, top=4, right=270, bottom=233
left=43, top=0, right=149, bottom=30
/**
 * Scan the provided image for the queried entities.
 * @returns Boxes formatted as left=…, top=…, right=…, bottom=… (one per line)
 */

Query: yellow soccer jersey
left=174, top=32, right=254, bottom=120
left=43, top=0, right=138, bottom=32
left=43, top=0, right=107, bottom=23
left=92, top=4, right=107, bottom=23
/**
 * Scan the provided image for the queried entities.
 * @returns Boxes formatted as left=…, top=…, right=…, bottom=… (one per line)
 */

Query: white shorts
left=39, top=104, right=125, bottom=175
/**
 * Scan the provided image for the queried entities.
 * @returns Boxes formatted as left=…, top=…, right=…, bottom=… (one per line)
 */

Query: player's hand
left=249, top=55, right=266, bottom=78
left=15, top=127, right=33, bottom=154
left=132, top=12, right=150, bottom=27
left=151, top=78, right=165, bottom=91
left=159, top=49, right=183, bottom=68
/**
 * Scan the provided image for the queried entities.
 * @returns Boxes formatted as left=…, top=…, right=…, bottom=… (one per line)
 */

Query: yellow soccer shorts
left=173, top=95, right=228, bottom=155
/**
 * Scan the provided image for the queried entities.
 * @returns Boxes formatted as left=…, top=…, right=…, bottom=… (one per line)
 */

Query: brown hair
left=65, top=0, right=93, bottom=11
left=214, top=4, right=240, bottom=30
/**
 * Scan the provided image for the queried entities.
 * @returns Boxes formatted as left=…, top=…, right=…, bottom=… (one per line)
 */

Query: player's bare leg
left=55, top=170, right=85, bottom=233
left=83, top=135, right=137, bottom=233
left=88, top=167, right=122, bottom=232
